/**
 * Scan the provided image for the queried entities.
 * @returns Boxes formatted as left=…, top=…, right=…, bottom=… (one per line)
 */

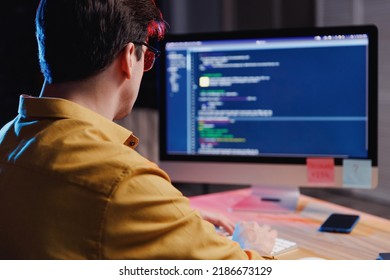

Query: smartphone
left=377, top=253, right=390, bottom=260
left=319, top=213, right=360, bottom=233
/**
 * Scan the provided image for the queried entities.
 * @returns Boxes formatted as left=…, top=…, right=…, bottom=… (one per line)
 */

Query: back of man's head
left=36, top=0, right=166, bottom=84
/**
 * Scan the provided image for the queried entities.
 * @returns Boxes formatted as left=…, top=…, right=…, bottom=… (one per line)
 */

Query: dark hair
left=36, top=0, right=166, bottom=83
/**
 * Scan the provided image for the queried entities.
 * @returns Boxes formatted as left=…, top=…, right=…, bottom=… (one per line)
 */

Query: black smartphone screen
left=319, top=213, right=360, bottom=233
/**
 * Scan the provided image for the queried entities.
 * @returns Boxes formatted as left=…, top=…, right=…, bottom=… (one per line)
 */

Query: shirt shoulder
left=2, top=115, right=167, bottom=196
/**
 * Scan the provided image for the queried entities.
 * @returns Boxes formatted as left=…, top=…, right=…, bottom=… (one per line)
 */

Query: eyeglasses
left=133, top=41, right=161, bottom=72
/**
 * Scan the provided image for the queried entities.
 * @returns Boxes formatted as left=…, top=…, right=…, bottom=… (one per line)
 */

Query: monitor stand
left=230, top=185, right=300, bottom=213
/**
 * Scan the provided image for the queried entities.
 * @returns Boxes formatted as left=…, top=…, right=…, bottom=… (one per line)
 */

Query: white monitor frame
left=158, top=25, right=378, bottom=191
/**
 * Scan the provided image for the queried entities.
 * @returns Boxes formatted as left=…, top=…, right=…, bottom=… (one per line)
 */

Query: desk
left=189, top=188, right=390, bottom=260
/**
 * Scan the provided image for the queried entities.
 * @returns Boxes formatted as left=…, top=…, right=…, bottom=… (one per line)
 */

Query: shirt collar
left=18, top=95, right=139, bottom=148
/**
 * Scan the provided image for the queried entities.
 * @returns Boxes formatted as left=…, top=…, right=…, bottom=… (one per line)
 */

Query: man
left=0, top=0, right=276, bottom=259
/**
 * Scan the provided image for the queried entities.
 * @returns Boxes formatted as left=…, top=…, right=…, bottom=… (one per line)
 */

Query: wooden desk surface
left=189, top=188, right=390, bottom=260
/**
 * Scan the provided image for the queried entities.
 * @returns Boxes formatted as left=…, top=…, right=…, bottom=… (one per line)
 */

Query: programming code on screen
left=165, top=35, right=369, bottom=159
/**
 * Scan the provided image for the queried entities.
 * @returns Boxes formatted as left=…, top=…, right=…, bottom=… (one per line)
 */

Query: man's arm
left=99, top=164, right=266, bottom=260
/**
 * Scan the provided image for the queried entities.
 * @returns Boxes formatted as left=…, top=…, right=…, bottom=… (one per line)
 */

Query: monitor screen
left=158, top=25, right=378, bottom=189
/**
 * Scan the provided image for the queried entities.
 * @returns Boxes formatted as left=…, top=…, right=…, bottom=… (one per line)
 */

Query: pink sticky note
left=307, top=158, right=335, bottom=184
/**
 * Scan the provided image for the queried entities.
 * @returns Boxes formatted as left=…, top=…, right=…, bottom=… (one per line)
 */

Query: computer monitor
left=158, top=25, right=378, bottom=196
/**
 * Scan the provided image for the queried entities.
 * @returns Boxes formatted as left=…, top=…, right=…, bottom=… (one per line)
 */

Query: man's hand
left=232, top=221, right=277, bottom=255
left=199, top=210, right=235, bottom=235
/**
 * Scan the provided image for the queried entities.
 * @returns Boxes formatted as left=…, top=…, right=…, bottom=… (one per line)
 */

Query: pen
left=261, top=197, right=281, bottom=202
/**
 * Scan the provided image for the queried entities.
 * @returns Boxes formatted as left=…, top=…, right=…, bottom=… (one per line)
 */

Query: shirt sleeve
left=100, top=163, right=265, bottom=260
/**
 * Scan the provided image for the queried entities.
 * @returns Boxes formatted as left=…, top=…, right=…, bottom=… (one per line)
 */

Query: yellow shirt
left=0, top=95, right=264, bottom=260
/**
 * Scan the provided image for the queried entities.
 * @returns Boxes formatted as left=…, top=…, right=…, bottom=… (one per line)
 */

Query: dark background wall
left=0, top=0, right=315, bottom=127
left=0, top=1, right=42, bottom=126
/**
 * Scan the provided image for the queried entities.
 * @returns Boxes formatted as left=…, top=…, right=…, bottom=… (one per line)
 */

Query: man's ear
left=120, top=43, right=135, bottom=79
